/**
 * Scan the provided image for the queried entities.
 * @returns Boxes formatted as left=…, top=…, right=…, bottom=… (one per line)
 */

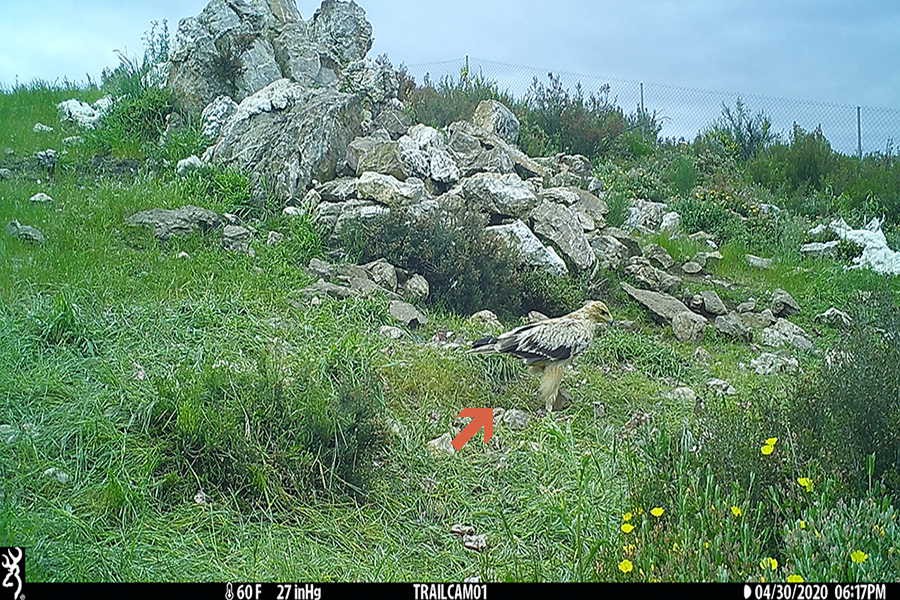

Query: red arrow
left=451, top=408, right=494, bottom=451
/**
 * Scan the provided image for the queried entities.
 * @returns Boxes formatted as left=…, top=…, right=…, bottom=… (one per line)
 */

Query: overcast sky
left=2, top=0, right=899, bottom=109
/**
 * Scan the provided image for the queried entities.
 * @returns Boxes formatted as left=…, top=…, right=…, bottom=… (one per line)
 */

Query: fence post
left=857, top=106, right=862, bottom=159
left=640, top=82, right=645, bottom=114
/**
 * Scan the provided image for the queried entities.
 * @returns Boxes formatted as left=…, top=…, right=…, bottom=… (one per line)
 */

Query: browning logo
left=1, top=548, right=24, bottom=600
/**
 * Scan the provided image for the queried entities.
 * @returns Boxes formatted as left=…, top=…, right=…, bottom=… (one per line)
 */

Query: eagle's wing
left=494, top=318, right=594, bottom=364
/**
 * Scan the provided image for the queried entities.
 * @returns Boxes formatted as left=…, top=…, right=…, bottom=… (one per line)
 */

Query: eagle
left=469, top=301, right=613, bottom=411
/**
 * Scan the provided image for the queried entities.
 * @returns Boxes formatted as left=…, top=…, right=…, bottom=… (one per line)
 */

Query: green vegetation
left=1, top=54, right=898, bottom=583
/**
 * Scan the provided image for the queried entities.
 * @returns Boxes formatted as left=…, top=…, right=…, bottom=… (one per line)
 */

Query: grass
left=1, top=83, right=899, bottom=583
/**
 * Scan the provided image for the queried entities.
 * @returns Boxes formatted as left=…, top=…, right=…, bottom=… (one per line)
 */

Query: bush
left=405, top=70, right=514, bottom=131
left=155, top=117, right=209, bottom=164
left=150, top=347, right=386, bottom=506
left=790, top=296, right=900, bottom=501
left=338, top=208, right=587, bottom=317
left=699, top=99, right=776, bottom=161
left=670, top=194, right=744, bottom=241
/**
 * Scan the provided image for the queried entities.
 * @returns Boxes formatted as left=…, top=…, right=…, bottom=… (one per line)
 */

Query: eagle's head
left=581, top=300, right=613, bottom=324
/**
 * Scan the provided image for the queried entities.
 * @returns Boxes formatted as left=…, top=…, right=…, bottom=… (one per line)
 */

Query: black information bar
left=19, top=582, right=897, bottom=600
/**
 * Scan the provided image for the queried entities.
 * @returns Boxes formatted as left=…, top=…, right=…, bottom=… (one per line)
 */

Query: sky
left=2, top=0, right=899, bottom=151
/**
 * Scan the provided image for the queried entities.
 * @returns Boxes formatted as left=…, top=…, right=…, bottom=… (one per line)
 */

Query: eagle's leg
left=538, top=364, right=565, bottom=412
left=551, top=388, right=572, bottom=411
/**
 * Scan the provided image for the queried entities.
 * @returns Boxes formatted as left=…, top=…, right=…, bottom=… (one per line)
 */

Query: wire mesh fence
left=404, top=56, right=900, bottom=158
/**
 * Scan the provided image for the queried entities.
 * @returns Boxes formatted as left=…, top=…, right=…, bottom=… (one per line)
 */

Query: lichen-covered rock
left=621, top=282, right=695, bottom=324
left=176, top=155, right=204, bottom=176
left=472, top=99, right=520, bottom=144
left=762, top=318, right=813, bottom=351
left=314, top=199, right=388, bottom=237
left=672, top=310, right=708, bottom=342
left=454, top=172, right=538, bottom=216
left=624, top=256, right=681, bottom=293
left=126, top=205, right=221, bottom=240
left=530, top=201, right=595, bottom=271
left=57, top=96, right=113, bottom=128
left=770, top=288, right=800, bottom=317
left=200, top=95, right=238, bottom=139
left=486, top=220, right=568, bottom=276
left=166, top=0, right=377, bottom=112
left=591, top=234, right=630, bottom=271
left=642, top=243, right=675, bottom=270
left=356, top=171, right=425, bottom=207
left=625, top=199, right=668, bottom=231
left=698, top=290, right=727, bottom=316
left=714, top=312, right=752, bottom=342
left=204, top=79, right=364, bottom=203
left=222, top=224, right=253, bottom=254
left=750, top=352, right=799, bottom=375
left=389, top=299, right=427, bottom=328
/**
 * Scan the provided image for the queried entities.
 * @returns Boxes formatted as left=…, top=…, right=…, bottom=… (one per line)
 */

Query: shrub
left=150, top=347, right=386, bottom=506
left=790, top=294, right=900, bottom=500
left=338, top=208, right=586, bottom=317
left=699, top=99, right=776, bottom=161
left=670, top=194, right=744, bottom=241
left=155, top=117, right=209, bottom=164
left=405, top=70, right=514, bottom=131
left=665, top=154, right=699, bottom=197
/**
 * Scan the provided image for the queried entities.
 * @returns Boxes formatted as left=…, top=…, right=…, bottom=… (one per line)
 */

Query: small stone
left=266, top=231, right=284, bottom=246
left=132, top=362, right=146, bottom=381
left=33, top=122, right=54, bottom=132
left=428, top=433, right=456, bottom=454
left=62, top=136, right=84, bottom=146
left=177, top=251, right=190, bottom=260
left=379, top=325, right=404, bottom=339
left=714, top=312, right=752, bottom=342
left=814, top=307, right=852, bottom=328
left=389, top=300, right=427, bottom=328
left=681, top=261, right=703, bottom=274
left=283, top=206, right=304, bottom=216
left=462, top=534, right=487, bottom=552
left=746, top=254, right=773, bottom=269
left=750, top=352, right=799, bottom=376
left=176, top=155, right=204, bottom=176
left=707, top=378, right=736, bottom=396
left=29, top=192, right=54, bottom=203
left=0, top=168, right=12, bottom=180
left=770, top=289, right=800, bottom=317
left=193, top=490, right=210, bottom=505
left=740, top=309, right=776, bottom=329
left=699, top=290, right=727, bottom=316
left=693, top=346, right=713, bottom=364
left=736, top=299, right=757, bottom=313
left=592, top=402, right=606, bottom=418
left=471, top=310, right=501, bottom=328
left=664, top=386, right=697, bottom=403
left=501, top=408, right=529, bottom=430
left=222, top=225, right=252, bottom=254
left=43, top=467, right=70, bottom=484
left=672, top=311, right=707, bottom=342
left=451, top=524, right=476, bottom=536
left=403, top=273, right=430, bottom=300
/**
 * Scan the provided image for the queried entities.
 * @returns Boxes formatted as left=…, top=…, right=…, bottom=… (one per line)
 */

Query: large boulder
left=204, top=79, right=365, bottom=202
left=486, top=220, right=568, bottom=276
left=166, top=0, right=376, bottom=112
left=356, top=171, right=426, bottom=207
left=453, top=172, right=538, bottom=217
left=530, top=201, right=595, bottom=271
left=472, top=100, right=519, bottom=144
left=621, top=282, right=696, bottom=324
left=761, top=318, right=813, bottom=351
left=126, top=205, right=222, bottom=240
left=623, top=256, right=680, bottom=293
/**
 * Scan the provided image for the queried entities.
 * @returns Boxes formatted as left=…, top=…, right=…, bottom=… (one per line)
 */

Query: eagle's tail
left=468, top=336, right=498, bottom=354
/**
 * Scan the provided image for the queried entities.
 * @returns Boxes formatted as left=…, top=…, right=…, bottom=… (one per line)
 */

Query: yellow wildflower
left=765, top=437, right=778, bottom=446
left=618, top=559, right=633, bottom=574
left=731, top=506, right=743, bottom=517
left=623, top=512, right=633, bottom=522
left=798, top=520, right=806, bottom=529
left=797, top=477, right=814, bottom=492
left=787, top=575, right=804, bottom=583
left=650, top=507, right=665, bottom=518
left=761, top=444, right=775, bottom=456
left=761, top=557, right=778, bottom=571
left=621, top=523, right=635, bottom=534
left=850, top=550, right=868, bottom=564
